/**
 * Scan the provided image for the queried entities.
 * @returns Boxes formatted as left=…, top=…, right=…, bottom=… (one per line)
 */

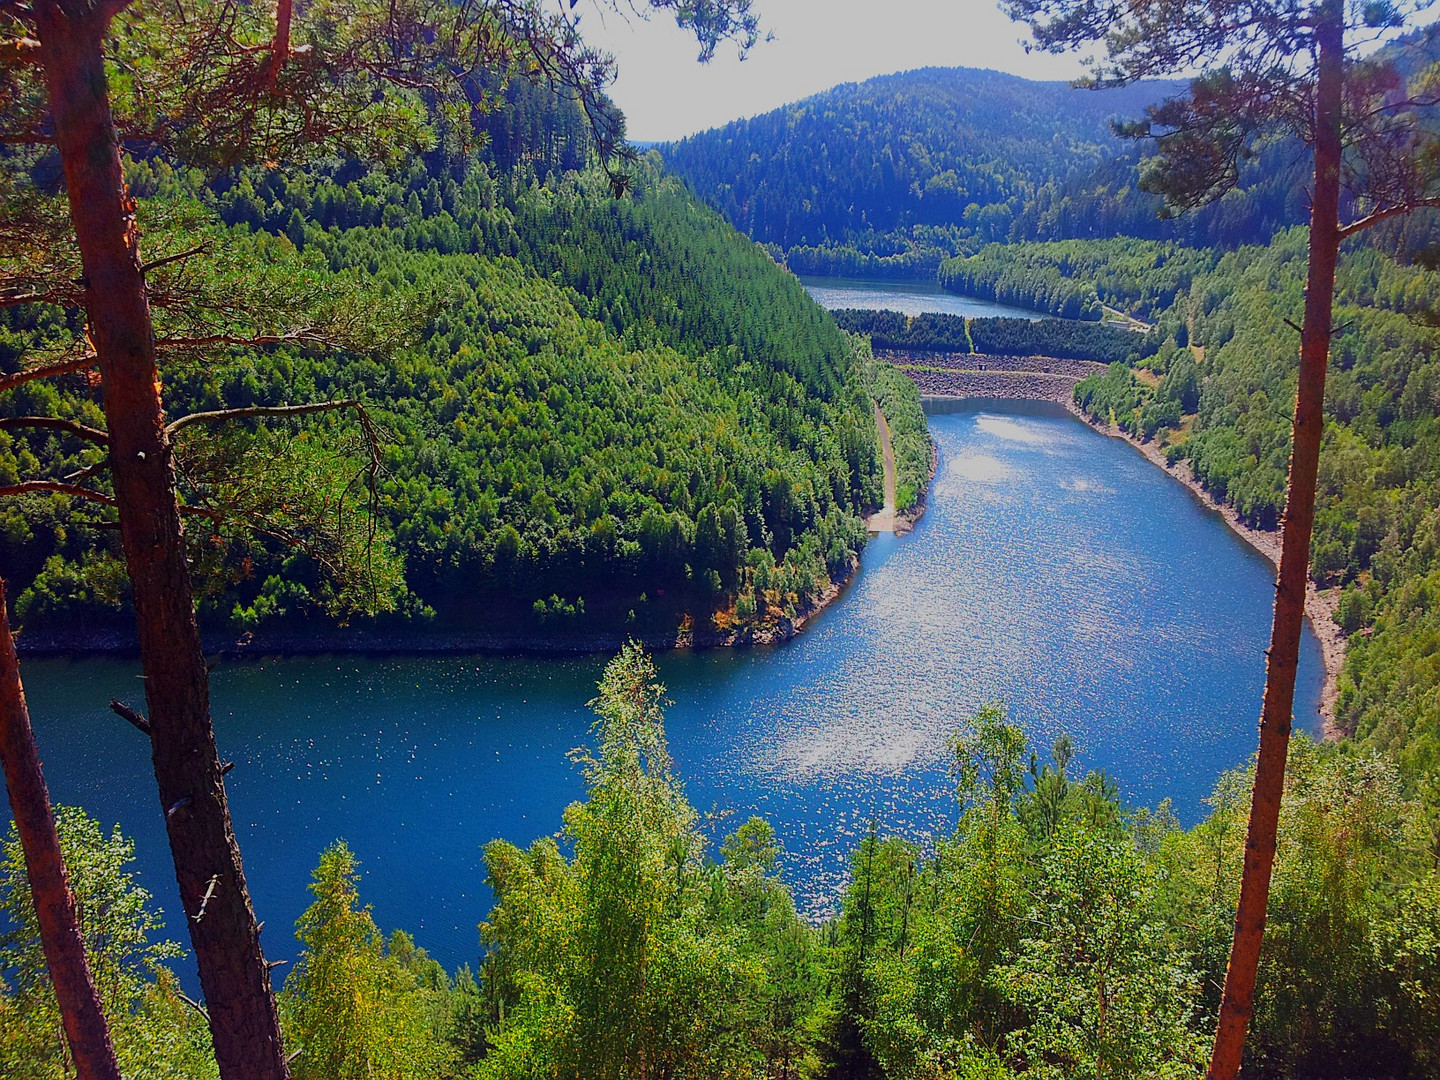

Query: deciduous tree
left=1001, top=2, right=1440, bottom=1074
left=0, top=1, right=758, bottom=1075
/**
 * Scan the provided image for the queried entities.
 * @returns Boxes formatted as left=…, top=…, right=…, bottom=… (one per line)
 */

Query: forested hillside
left=661, top=67, right=1311, bottom=275
left=832, top=309, right=1154, bottom=365
left=1068, top=230, right=1440, bottom=772
left=2, top=146, right=926, bottom=642
left=938, top=239, right=1218, bottom=320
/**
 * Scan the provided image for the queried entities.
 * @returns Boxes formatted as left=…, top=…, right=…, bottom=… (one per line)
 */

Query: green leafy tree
left=477, top=643, right=805, bottom=1079
left=863, top=709, right=1029, bottom=1077
left=995, top=823, right=1206, bottom=1080
left=281, top=844, right=456, bottom=1080
left=0, top=807, right=216, bottom=1080
left=1001, top=3, right=1440, bottom=1072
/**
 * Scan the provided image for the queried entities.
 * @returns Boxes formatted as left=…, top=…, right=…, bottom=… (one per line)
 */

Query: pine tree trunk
left=0, top=579, right=122, bottom=1080
left=31, top=5, right=291, bottom=1077
left=1205, top=5, right=1344, bottom=1077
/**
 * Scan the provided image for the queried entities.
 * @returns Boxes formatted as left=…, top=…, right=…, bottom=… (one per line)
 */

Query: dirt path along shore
left=868, top=403, right=898, bottom=533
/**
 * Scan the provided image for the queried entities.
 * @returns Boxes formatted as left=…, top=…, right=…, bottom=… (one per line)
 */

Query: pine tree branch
left=1338, top=197, right=1440, bottom=238
left=0, top=354, right=98, bottom=394
left=0, top=480, right=116, bottom=506
left=154, top=330, right=329, bottom=350
left=165, top=399, right=364, bottom=437
left=64, top=459, right=109, bottom=484
left=109, top=699, right=152, bottom=737
left=0, top=280, right=84, bottom=308
left=139, top=244, right=212, bottom=274
left=174, top=990, right=210, bottom=1021
left=0, top=480, right=228, bottom=528
left=0, top=416, right=109, bottom=444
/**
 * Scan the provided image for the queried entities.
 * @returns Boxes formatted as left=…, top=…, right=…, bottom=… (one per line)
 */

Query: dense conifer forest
left=4, top=4, right=1440, bottom=1078
left=936, top=240, right=1219, bottom=320
left=661, top=68, right=1320, bottom=276
left=832, top=309, right=1155, bottom=366
left=3, top=139, right=934, bottom=641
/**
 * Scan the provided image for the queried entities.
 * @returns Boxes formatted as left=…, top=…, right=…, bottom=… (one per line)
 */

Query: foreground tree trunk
left=1206, top=6, right=1344, bottom=1078
left=0, top=579, right=122, bottom=1080
left=31, top=3, right=291, bottom=1077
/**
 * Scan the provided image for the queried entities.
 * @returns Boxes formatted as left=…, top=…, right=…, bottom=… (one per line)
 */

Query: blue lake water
left=14, top=403, right=1322, bottom=983
left=801, top=275, right=1047, bottom=320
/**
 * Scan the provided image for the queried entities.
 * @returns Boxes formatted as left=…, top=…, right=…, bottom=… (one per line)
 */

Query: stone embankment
left=881, top=350, right=1104, bottom=404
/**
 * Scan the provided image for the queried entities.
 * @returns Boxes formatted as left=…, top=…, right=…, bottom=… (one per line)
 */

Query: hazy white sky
left=578, top=0, right=1093, bottom=142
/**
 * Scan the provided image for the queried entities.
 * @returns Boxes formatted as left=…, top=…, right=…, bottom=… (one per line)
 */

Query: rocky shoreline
left=1066, top=402, right=1347, bottom=738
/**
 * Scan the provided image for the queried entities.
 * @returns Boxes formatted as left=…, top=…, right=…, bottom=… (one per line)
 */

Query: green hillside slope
left=3, top=155, right=931, bottom=643
left=660, top=66, right=1308, bottom=274
left=1064, top=230, right=1440, bottom=770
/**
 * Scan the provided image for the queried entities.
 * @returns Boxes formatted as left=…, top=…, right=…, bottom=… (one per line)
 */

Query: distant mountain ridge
left=659, top=66, right=1308, bottom=265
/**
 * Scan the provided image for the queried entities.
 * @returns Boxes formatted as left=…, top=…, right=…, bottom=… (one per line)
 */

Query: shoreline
left=1065, top=401, right=1347, bottom=738
left=16, top=404, right=929, bottom=661
left=898, top=439, right=940, bottom=535
left=15, top=542, right=889, bottom=661
left=864, top=403, right=936, bottom=537
left=889, top=430, right=940, bottom=538
left=12, top=563, right=860, bottom=660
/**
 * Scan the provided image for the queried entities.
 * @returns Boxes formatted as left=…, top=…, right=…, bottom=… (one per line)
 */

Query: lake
left=800, top=275, right=1047, bottom=320
left=15, top=402, right=1323, bottom=982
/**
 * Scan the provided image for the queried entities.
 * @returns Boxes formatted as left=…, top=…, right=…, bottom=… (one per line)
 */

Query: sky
left=578, top=0, right=1094, bottom=142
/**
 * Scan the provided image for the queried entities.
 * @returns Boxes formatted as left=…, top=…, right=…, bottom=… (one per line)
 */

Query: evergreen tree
left=0, top=1, right=759, bottom=1074
left=1002, top=3, right=1440, bottom=1071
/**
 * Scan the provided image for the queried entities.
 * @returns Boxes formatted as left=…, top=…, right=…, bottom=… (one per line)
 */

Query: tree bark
left=31, top=4, right=291, bottom=1078
left=0, top=578, right=122, bottom=1080
left=1205, top=5, right=1345, bottom=1078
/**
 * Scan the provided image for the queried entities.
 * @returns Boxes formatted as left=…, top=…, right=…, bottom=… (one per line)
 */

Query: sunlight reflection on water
left=21, top=404, right=1325, bottom=967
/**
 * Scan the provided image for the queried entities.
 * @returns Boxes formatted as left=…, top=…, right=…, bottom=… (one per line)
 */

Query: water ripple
left=20, top=405, right=1324, bottom=977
